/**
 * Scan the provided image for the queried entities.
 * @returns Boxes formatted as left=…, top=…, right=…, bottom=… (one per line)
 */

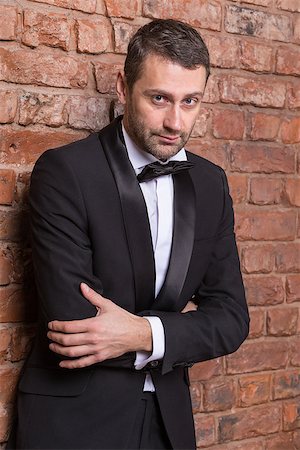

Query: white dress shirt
left=122, top=124, right=187, bottom=391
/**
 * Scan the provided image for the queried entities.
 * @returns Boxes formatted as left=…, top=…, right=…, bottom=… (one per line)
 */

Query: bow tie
left=137, top=160, right=194, bottom=183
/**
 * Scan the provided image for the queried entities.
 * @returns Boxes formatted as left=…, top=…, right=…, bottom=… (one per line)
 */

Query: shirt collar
left=122, top=123, right=187, bottom=174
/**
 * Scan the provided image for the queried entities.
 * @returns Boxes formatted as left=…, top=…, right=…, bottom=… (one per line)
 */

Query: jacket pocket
left=19, top=367, right=93, bottom=397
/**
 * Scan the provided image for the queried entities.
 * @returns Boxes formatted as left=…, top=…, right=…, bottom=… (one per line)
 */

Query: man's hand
left=181, top=300, right=198, bottom=313
left=47, top=283, right=152, bottom=369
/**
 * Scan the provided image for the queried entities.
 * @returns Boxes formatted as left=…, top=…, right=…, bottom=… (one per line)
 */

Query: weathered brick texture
left=0, top=1, right=299, bottom=448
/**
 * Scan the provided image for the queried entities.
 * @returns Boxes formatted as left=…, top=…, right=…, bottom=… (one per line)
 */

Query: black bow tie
left=137, top=160, right=194, bottom=183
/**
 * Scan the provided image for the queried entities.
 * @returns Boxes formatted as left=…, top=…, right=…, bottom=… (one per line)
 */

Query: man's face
left=117, top=54, right=207, bottom=161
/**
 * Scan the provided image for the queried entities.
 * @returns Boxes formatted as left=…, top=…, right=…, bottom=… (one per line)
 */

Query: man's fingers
left=48, top=317, right=93, bottom=333
left=181, top=300, right=198, bottom=313
left=49, top=342, right=95, bottom=358
left=47, top=330, right=96, bottom=346
left=80, top=283, right=110, bottom=310
left=59, top=355, right=101, bottom=369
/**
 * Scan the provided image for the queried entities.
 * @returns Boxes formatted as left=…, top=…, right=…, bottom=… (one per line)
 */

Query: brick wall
left=0, top=0, right=299, bottom=448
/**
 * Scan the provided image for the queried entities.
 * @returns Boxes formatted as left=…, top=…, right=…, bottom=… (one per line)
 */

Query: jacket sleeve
left=144, top=169, right=249, bottom=375
left=30, top=149, right=135, bottom=369
left=30, top=149, right=101, bottom=323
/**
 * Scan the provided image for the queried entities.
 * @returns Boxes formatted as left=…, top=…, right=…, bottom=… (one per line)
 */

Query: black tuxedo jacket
left=14, top=117, right=249, bottom=449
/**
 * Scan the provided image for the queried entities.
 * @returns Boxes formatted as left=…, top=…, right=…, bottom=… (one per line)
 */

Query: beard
left=124, top=108, right=192, bottom=161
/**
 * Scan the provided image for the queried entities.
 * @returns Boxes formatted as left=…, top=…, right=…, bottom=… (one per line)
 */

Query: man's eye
left=153, top=95, right=165, bottom=103
left=184, top=98, right=197, bottom=106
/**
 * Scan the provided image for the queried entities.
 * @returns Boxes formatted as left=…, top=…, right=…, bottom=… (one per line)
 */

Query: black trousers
left=127, top=392, right=172, bottom=449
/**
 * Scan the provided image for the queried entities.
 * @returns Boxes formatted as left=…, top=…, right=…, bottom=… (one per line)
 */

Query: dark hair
left=124, top=19, right=210, bottom=90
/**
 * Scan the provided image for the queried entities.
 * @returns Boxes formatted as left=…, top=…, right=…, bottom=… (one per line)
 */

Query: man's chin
left=147, top=145, right=183, bottom=161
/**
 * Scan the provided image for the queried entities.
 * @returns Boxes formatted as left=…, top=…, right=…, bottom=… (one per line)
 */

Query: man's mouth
left=157, top=135, right=181, bottom=143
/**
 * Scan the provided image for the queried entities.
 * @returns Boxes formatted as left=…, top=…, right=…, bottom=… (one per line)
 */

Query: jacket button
left=149, top=360, right=159, bottom=368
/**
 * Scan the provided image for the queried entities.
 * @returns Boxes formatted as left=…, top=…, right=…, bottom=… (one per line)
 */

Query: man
left=12, top=19, right=249, bottom=449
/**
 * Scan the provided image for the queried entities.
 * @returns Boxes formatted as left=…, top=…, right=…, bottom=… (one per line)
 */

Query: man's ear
left=116, top=71, right=127, bottom=104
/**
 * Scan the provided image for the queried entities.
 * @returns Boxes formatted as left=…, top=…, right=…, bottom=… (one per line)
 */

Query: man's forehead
left=134, top=55, right=207, bottom=94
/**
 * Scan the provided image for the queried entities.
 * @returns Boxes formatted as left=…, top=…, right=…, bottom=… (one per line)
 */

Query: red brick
left=15, top=172, right=31, bottom=209
left=0, top=367, right=20, bottom=404
left=225, top=5, right=292, bottom=41
left=113, top=21, right=137, bottom=54
left=205, top=35, right=239, bottom=69
left=294, top=14, right=300, bottom=43
left=0, top=169, right=16, bottom=206
left=0, top=48, right=88, bottom=89
left=227, top=174, right=248, bottom=204
left=187, top=140, right=228, bottom=170
left=218, top=404, right=281, bottom=442
left=94, top=61, right=123, bottom=94
left=0, top=91, right=18, bottom=124
left=281, top=117, right=300, bottom=144
left=0, top=210, right=24, bottom=242
left=220, top=75, right=286, bottom=108
left=0, top=5, right=18, bottom=41
left=105, top=0, right=139, bottom=18
left=240, top=41, right=274, bottom=73
left=290, top=336, right=300, bottom=366
left=0, top=405, right=11, bottom=442
left=235, top=210, right=297, bottom=241
left=287, top=80, right=300, bottom=109
left=283, top=401, right=300, bottom=431
left=0, top=251, right=12, bottom=286
left=19, top=92, right=68, bottom=127
left=0, top=328, right=11, bottom=364
left=277, top=0, right=300, bottom=12
left=230, top=143, right=295, bottom=173
left=0, top=127, right=87, bottom=165
left=244, top=275, right=285, bottom=306
left=28, top=0, right=97, bottom=13
left=212, top=441, right=264, bottom=450
left=231, top=0, right=272, bottom=5
left=190, top=358, right=223, bottom=382
left=203, top=74, right=220, bottom=104
left=68, top=96, right=111, bottom=131
left=203, top=379, right=236, bottom=412
left=248, top=308, right=265, bottom=338
left=143, top=0, right=222, bottom=31
left=190, top=382, right=202, bottom=413
left=267, top=307, right=298, bottom=336
left=286, top=275, right=300, bottom=303
left=0, top=285, right=28, bottom=323
left=10, top=325, right=36, bottom=362
left=194, top=414, right=216, bottom=448
left=8, top=242, right=30, bottom=285
left=226, top=341, right=289, bottom=374
left=276, top=47, right=300, bottom=76
left=22, top=10, right=71, bottom=50
left=212, top=109, right=245, bottom=140
left=275, top=243, right=300, bottom=273
left=250, top=178, right=282, bottom=205
left=241, top=244, right=275, bottom=274
left=265, top=432, right=298, bottom=450
left=285, top=179, right=300, bottom=207
left=191, top=108, right=210, bottom=138
left=76, top=17, right=113, bottom=54
left=249, top=112, right=281, bottom=141
left=273, top=370, right=300, bottom=400
left=238, top=374, right=270, bottom=407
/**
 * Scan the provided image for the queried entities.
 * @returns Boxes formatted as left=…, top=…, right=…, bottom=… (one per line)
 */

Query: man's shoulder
left=38, top=132, right=102, bottom=166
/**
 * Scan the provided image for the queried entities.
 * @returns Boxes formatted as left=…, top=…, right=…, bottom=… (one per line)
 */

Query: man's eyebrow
left=143, top=89, right=204, bottom=98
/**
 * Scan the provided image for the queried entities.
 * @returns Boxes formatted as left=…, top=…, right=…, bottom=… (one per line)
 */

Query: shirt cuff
left=134, top=316, right=165, bottom=370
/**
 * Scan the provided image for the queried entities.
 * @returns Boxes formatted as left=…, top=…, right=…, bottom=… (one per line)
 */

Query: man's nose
left=163, top=106, right=182, bottom=132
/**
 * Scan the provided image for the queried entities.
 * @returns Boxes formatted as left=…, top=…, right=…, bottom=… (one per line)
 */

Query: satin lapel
left=98, top=117, right=155, bottom=312
left=155, top=170, right=196, bottom=311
